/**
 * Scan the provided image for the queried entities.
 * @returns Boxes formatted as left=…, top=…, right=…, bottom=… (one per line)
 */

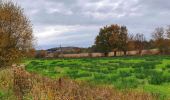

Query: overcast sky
left=13, top=0, right=170, bottom=49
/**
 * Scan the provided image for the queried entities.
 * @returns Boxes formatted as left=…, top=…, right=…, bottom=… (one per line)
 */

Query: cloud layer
left=13, top=0, right=170, bottom=49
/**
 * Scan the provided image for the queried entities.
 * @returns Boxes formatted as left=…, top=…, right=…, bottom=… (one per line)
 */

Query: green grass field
left=25, top=56, right=170, bottom=99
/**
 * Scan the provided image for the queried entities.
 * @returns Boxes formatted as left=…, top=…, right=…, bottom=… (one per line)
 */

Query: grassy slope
left=25, top=56, right=170, bottom=99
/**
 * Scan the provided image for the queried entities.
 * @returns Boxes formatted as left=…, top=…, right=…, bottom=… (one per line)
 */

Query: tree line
left=35, top=25, right=170, bottom=58
left=91, top=24, right=170, bottom=56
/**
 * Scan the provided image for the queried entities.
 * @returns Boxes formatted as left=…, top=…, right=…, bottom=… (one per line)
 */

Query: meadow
left=25, top=56, right=170, bottom=99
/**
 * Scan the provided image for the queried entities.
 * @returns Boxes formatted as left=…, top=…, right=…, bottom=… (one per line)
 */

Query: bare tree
left=127, top=34, right=135, bottom=51
left=152, top=27, right=164, bottom=40
left=165, top=25, right=170, bottom=54
left=166, top=25, right=170, bottom=39
left=0, top=1, right=34, bottom=67
left=134, top=33, right=145, bottom=55
left=152, top=27, right=166, bottom=54
left=118, top=26, right=128, bottom=55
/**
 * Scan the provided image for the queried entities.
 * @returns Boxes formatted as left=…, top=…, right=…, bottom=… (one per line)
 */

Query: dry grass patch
left=0, top=68, right=16, bottom=100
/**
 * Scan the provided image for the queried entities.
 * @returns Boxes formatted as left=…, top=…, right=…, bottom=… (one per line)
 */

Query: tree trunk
left=104, top=52, right=108, bottom=57
left=124, top=51, right=126, bottom=56
left=139, top=50, right=142, bottom=56
left=114, top=51, right=117, bottom=56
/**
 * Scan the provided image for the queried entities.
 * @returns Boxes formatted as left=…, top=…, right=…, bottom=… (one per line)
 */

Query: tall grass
left=0, top=68, right=16, bottom=100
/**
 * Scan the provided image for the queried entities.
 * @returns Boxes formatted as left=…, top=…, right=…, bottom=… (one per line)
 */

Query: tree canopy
left=0, top=1, right=34, bottom=67
left=94, top=24, right=128, bottom=56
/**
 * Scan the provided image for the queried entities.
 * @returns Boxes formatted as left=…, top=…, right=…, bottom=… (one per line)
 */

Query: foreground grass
left=25, top=55, right=170, bottom=99
left=0, top=67, right=156, bottom=100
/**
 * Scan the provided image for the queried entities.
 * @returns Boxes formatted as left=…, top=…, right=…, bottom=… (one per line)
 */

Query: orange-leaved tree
left=0, top=1, right=34, bottom=67
left=94, top=24, right=128, bottom=56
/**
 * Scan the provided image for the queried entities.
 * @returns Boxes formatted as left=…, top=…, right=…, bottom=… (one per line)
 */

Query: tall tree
left=165, top=25, right=170, bottom=53
left=152, top=27, right=166, bottom=54
left=127, top=34, right=136, bottom=51
left=134, top=33, right=145, bottom=55
left=0, top=1, right=34, bottom=67
left=152, top=27, right=164, bottom=40
left=118, top=26, right=128, bottom=55
left=166, top=25, right=170, bottom=39
left=94, top=24, right=120, bottom=56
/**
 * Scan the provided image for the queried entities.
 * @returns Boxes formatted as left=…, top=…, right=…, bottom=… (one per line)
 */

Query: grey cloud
left=13, top=0, right=170, bottom=49
left=139, top=0, right=170, bottom=10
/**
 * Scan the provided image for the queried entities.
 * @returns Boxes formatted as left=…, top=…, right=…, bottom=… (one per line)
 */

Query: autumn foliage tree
left=0, top=1, right=34, bottom=67
left=93, top=24, right=170, bottom=56
left=94, top=24, right=128, bottom=56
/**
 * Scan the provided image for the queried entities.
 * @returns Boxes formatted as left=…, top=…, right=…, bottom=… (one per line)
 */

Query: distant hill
left=47, top=46, right=89, bottom=54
